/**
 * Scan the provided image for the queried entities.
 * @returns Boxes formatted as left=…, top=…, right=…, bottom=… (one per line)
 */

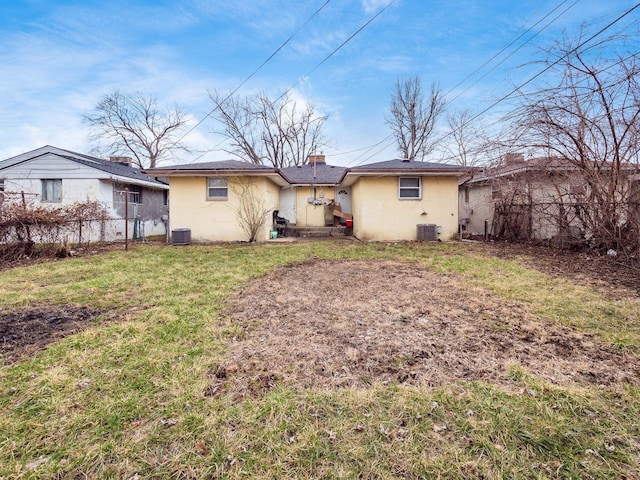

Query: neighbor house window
left=0, top=179, right=4, bottom=202
left=464, top=187, right=470, bottom=203
left=41, top=179, right=62, bottom=203
left=127, top=185, right=142, bottom=204
left=398, top=177, right=421, bottom=199
left=491, top=183, right=502, bottom=199
left=207, top=177, right=228, bottom=200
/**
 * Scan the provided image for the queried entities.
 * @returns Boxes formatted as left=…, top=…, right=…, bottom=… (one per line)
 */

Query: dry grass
left=213, top=258, right=640, bottom=400
left=1, top=242, right=640, bottom=479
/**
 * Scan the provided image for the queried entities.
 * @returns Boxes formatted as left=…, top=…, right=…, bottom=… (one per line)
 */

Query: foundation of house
left=285, top=225, right=348, bottom=238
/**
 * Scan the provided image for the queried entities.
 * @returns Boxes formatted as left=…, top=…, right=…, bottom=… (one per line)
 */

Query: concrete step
left=287, top=226, right=347, bottom=237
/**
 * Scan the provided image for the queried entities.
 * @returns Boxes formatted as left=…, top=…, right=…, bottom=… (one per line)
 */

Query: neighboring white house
left=0, top=146, right=169, bottom=242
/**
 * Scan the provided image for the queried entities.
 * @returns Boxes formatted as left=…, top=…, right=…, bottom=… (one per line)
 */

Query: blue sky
left=1, top=0, right=638, bottom=166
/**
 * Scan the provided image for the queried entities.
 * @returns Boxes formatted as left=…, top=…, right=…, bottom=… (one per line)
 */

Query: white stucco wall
left=459, top=183, right=494, bottom=236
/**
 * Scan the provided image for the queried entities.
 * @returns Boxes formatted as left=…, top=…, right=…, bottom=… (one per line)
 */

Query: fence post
left=125, top=188, right=129, bottom=251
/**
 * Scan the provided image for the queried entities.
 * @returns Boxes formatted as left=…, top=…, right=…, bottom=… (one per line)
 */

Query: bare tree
left=85, top=90, right=190, bottom=169
left=508, top=30, right=640, bottom=253
left=386, top=76, right=446, bottom=161
left=210, top=92, right=327, bottom=168
left=231, top=178, right=273, bottom=242
left=440, top=109, right=491, bottom=166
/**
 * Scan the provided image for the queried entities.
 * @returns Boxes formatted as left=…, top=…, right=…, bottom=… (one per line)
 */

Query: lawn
left=1, top=241, right=639, bottom=479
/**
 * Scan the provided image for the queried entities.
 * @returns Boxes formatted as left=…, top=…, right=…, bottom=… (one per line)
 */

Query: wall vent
left=172, top=228, right=192, bottom=245
left=417, top=224, right=438, bottom=242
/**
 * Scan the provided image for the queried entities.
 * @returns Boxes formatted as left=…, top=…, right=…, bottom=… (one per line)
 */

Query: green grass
left=1, top=241, right=639, bottom=479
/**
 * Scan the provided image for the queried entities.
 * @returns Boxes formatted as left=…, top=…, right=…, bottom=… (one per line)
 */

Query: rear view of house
left=0, top=146, right=169, bottom=243
left=147, top=154, right=465, bottom=243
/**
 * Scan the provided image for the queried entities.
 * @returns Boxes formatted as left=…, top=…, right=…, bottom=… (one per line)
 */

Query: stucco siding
left=169, top=176, right=280, bottom=242
left=459, top=184, right=494, bottom=236
left=294, top=185, right=336, bottom=227
left=352, top=176, right=459, bottom=241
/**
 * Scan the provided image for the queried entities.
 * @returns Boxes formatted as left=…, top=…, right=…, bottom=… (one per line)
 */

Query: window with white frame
left=398, top=177, right=421, bottom=199
left=127, top=185, right=142, bottom=204
left=207, top=177, right=228, bottom=200
left=41, top=179, right=62, bottom=203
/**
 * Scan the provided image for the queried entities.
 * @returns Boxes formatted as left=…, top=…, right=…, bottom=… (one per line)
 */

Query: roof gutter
left=109, top=175, right=169, bottom=189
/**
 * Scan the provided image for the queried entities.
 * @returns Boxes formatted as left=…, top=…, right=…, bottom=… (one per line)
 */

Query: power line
left=431, top=2, right=640, bottom=151
left=174, top=0, right=332, bottom=148
left=329, top=0, right=579, bottom=164
left=341, top=134, right=395, bottom=166
left=192, top=0, right=397, bottom=163
left=274, top=0, right=397, bottom=103
left=326, top=134, right=393, bottom=157
left=443, top=0, right=581, bottom=105
left=349, top=137, right=396, bottom=167
left=353, top=2, right=640, bottom=167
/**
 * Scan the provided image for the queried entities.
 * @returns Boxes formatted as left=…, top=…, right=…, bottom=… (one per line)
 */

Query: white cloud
left=362, top=0, right=393, bottom=15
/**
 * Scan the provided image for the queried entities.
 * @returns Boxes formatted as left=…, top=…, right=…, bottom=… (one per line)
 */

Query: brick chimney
left=110, top=156, right=133, bottom=166
left=503, top=153, right=525, bottom=166
left=308, top=154, right=326, bottom=165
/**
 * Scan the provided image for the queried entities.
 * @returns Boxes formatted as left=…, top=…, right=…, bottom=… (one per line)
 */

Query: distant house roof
left=463, top=157, right=575, bottom=186
left=280, top=163, right=346, bottom=185
left=0, top=145, right=168, bottom=189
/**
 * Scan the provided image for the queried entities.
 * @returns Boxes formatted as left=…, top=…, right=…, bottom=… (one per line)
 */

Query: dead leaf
left=195, top=441, right=208, bottom=456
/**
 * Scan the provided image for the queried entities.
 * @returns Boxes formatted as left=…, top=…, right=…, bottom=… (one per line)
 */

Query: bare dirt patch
left=473, top=241, right=640, bottom=297
left=214, top=259, right=640, bottom=398
left=1, top=305, right=104, bottom=364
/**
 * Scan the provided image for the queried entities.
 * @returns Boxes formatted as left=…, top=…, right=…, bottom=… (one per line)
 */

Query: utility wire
left=349, top=137, right=397, bottom=166
left=173, top=0, right=332, bottom=148
left=274, top=0, right=396, bottom=103
left=443, top=0, right=578, bottom=103
left=327, top=134, right=393, bottom=157
left=343, top=134, right=395, bottom=166
left=193, top=0, right=397, bottom=163
left=353, top=2, right=640, bottom=167
left=330, top=0, right=579, bottom=164
left=429, top=2, right=640, bottom=152
left=444, top=0, right=580, bottom=105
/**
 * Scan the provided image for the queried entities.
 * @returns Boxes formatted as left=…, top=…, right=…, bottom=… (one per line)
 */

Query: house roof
left=0, top=145, right=168, bottom=189
left=280, top=163, right=346, bottom=185
left=463, top=157, right=575, bottom=186
left=350, top=159, right=465, bottom=173
left=144, top=157, right=464, bottom=188
left=341, top=159, right=465, bottom=186
left=144, top=159, right=289, bottom=187
left=149, top=160, right=277, bottom=172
